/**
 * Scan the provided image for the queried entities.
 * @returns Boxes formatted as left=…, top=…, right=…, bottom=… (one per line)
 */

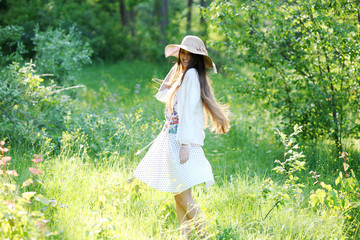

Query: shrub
left=0, top=141, right=58, bottom=239
left=309, top=152, right=360, bottom=237
left=261, top=125, right=306, bottom=220
left=206, top=0, right=360, bottom=149
left=0, top=25, right=26, bottom=66
left=33, top=25, right=93, bottom=86
left=0, top=62, right=74, bottom=149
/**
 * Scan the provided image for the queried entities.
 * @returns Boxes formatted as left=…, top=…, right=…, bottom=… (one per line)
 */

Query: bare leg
left=174, top=189, right=207, bottom=238
left=175, top=200, right=191, bottom=237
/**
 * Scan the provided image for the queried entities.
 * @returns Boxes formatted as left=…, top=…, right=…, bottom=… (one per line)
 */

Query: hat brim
left=165, top=44, right=217, bottom=73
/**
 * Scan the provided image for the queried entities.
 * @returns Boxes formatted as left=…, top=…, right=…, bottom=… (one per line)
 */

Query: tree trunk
left=200, top=0, right=208, bottom=38
left=120, top=0, right=129, bottom=26
left=129, top=7, right=135, bottom=37
left=330, top=82, right=342, bottom=151
left=153, top=0, right=161, bottom=25
left=160, top=0, right=168, bottom=44
left=187, top=0, right=193, bottom=33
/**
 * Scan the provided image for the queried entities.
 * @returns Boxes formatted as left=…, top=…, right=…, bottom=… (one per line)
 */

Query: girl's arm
left=176, top=68, right=201, bottom=145
left=176, top=69, right=201, bottom=164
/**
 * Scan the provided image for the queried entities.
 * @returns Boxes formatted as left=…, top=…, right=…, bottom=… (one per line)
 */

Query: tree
left=206, top=0, right=360, bottom=149
left=187, top=0, right=193, bottom=33
left=160, top=0, right=168, bottom=44
left=120, top=0, right=129, bottom=27
left=199, top=0, right=209, bottom=38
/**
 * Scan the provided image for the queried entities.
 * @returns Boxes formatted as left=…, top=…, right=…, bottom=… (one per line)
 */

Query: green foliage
left=33, top=25, right=93, bottom=85
left=0, top=142, right=58, bottom=239
left=86, top=218, right=118, bottom=239
left=0, top=25, right=26, bottom=66
left=261, top=125, right=306, bottom=220
left=273, top=125, right=306, bottom=188
left=0, top=0, right=209, bottom=62
left=206, top=0, right=360, bottom=147
left=61, top=108, right=163, bottom=163
left=40, top=139, right=345, bottom=239
left=65, top=61, right=167, bottom=161
left=0, top=0, right=124, bottom=61
left=309, top=152, right=360, bottom=237
left=0, top=60, right=354, bottom=239
left=0, top=62, right=74, bottom=148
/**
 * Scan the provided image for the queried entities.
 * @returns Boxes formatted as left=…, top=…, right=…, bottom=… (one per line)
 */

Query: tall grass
left=1, top=145, right=346, bottom=239
left=3, top=61, right=355, bottom=239
left=42, top=141, right=344, bottom=239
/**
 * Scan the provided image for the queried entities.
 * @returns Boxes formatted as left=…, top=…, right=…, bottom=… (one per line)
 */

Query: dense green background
left=0, top=0, right=359, bottom=239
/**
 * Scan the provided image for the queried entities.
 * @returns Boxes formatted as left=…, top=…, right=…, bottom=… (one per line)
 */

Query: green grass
left=3, top=60, right=356, bottom=239
left=41, top=151, right=344, bottom=239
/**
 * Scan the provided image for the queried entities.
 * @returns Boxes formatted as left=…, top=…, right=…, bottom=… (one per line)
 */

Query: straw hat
left=165, top=35, right=217, bottom=74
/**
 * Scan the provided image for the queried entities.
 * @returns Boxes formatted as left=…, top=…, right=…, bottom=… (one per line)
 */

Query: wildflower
left=31, top=156, right=44, bottom=164
left=0, top=141, right=5, bottom=146
left=339, top=152, right=348, bottom=159
left=6, top=170, right=18, bottom=177
left=309, top=170, right=320, bottom=185
left=1, top=156, right=11, bottom=165
left=29, top=167, right=42, bottom=176
left=0, top=147, right=9, bottom=154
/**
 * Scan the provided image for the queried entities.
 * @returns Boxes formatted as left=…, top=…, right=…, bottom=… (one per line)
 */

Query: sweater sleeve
left=155, top=66, right=175, bottom=102
left=176, top=69, right=201, bottom=145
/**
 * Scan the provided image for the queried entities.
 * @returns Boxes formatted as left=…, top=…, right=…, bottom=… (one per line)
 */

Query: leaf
left=280, top=193, right=290, bottom=200
left=329, top=189, right=339, bottom=201
left=309, top=194, right=318, bottom=207
left=343, top=163, right=349, bottom=172
left=36, top=179, right=43, bottom=185
left=3, top=183, right=17, bottom=191
left=279, top=132, right=286, bottom=141
left=335, top=175, right=341, bottom=186
left=31, top=211, right=44, bottom=217
left=22, top=191, right=37, bottom=201
left=315, top=189, right=327, bottom=204
left=35, top=194, right=50, bottom=205
left=22, top=178, right=34, bottom=188
left=320, top=182, right=332, bottom=191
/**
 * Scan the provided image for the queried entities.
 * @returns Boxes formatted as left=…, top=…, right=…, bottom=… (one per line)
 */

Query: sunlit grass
left=41, top=147, right=344, bottom=239
left=4, top=60, right=357, bottom=239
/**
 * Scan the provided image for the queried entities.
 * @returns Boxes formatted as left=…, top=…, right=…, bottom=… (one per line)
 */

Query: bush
left=0, top=25, right=26, bottom=66
left=0, top=62, right=74, bottom=149
left=33, top=25, right=93, bottom=86
left=0, top=0, right=143, bottom=61
left=206, top=0, right=360, bottom=148
left=0, top=141, right=58, bottom=239
left=309, top=152, right=360, bottom=237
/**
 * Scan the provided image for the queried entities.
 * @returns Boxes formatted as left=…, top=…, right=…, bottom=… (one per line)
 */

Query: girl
left=133, top=35, right=230, bottom=238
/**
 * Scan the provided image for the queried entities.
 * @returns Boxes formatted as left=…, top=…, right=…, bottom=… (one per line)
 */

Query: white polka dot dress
left=133, top=67, right=215, bottom=193
left=133, top=106, right=214, bottom=193
left=133, top=130, right=214, bottom=193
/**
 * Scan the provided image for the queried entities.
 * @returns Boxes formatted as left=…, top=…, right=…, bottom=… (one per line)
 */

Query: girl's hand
left=179, top=145, right=190, bottom=164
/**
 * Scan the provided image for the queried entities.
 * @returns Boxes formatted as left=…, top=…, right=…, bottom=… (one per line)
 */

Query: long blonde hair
left=165, top=53, right=230, bottom=134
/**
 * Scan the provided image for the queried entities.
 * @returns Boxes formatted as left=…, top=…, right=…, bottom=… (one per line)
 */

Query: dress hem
left=133, top=175, right=215, bottom=193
